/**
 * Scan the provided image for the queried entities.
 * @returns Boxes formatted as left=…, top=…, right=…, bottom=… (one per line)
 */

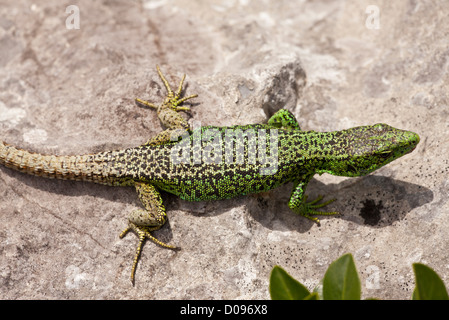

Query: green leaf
left=412, top=263, right=449, bottom=300
left=411, top=288, right=418, bottom=300
left=269, top=265, right=311, bottom=300
left=322, top=253, right=361, bottom=300
left=312, top=282, right=323, bottom=300
left=303, top=292, right=319, bottom=300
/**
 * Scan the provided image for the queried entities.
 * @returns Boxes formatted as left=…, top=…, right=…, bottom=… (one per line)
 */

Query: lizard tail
left=0, top=140, right=126, bottom=185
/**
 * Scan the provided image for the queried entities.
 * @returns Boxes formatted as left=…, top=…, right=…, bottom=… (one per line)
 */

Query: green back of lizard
left=112, top=122, right=418, bottom=201
left=0, top=120, right=419, bottom=203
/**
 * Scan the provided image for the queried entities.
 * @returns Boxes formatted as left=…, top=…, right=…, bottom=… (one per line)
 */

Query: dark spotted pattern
left=0, top=66, right=420, bottom=283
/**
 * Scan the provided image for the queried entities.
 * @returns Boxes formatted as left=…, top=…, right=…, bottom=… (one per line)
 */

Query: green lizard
left=0, top=66, right=420, bottom=283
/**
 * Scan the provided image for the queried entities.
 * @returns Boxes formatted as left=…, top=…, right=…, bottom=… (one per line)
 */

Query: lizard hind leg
left=119, top=182, right=179, bottom=284
left=119, top=223, right=179, bottom=284
left=135, top=65, right=198, bottom=115
left=157, top=65, right=198, bottom=111
left=135, top=65, right=199, bottom=146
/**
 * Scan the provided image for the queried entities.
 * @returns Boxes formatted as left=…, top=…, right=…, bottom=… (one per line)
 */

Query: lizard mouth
left=405, top=132, right=420, bottom=154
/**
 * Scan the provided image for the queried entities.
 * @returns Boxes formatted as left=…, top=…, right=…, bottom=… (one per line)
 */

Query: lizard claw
left=119, top=223, right=180, bottom=285
left=300, top=195, right=340, bottom=225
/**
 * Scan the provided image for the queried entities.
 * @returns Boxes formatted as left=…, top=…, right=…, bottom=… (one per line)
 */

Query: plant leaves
left=413, top=263, right=449, bottom=300
left=312, top=282, right=323, bottom=300
left=303, top=292, right=319, bottom=300
left=322, top=253, right=361, bottom=300
left=269, top=265, right=311, bottom=300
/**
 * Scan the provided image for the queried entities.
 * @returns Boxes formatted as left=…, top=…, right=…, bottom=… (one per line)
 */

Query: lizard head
left=319, top=123, right=420, bottom=177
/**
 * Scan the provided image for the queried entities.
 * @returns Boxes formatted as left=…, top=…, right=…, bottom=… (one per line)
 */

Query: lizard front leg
left=119, top=181, right=179, bottom=284
left=288, top=173, right=339, bottom=225
left=267, top=109, right=302, bottom=130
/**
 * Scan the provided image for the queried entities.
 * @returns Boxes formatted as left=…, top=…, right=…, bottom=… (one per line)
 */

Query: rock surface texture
left=0, top=0, right=446, bottom=299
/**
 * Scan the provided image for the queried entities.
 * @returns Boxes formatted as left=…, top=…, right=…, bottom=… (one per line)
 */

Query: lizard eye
left=379, top=151, right=392, bottom=159
left=374, top=124, right=384, bottom=132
